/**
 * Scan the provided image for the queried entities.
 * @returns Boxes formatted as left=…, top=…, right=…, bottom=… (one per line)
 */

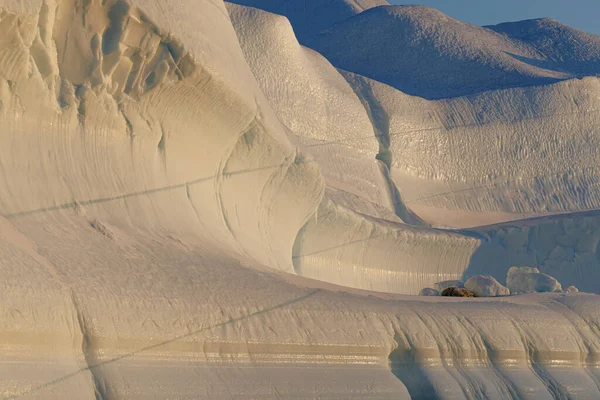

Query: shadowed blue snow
left=390, top=0, right=599, bottom=35
left=306, top=5, right=600, bottom=99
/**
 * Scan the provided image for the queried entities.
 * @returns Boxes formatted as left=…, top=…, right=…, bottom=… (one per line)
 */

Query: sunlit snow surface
left=0, top=0, right=599, bottom=398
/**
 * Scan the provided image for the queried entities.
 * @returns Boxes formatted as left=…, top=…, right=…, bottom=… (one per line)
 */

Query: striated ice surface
left=0, top=0, right=598, bottom=398
left=343, top=71, right=600, bottom=227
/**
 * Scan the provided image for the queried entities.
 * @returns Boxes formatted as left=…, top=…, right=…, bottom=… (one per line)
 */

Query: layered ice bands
left=0, top=0, right=599, bottom=398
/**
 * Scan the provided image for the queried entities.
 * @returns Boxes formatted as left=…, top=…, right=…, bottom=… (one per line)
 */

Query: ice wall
left=227, top=3, right=429, bottom=227
left=468, top=211, right=600, bottom=294
left=293, top=197, right=480, bottom=294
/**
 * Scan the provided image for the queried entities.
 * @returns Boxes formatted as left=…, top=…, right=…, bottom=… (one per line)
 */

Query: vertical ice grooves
left=341, top=70, right=427, bottom=226
left=70, top=290, right=106, bottom=400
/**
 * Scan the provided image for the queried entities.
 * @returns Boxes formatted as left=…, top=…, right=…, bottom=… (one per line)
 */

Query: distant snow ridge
left=307, top=5, right=600, bottom=99
left=488, top=18, right=600, bottom=77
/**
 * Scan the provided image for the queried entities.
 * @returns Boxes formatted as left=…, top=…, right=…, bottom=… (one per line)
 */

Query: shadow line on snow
left=1, top=163, right=300, bottom=220
left=5, top=289, right=321, bottom=399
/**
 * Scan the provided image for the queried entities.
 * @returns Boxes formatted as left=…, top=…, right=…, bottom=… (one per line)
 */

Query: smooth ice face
left=464, top=275, right=510, bottom=297
left=0, top=0, right=599, bottom=398
left=507, top=266, right=563, bottom=293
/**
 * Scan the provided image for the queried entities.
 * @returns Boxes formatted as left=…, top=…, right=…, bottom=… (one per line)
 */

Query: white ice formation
left=464, top=275, right=510, bottom=297
left=0, top=0, right=599, bottom=398
left=507, top=266, right=563, bottom=294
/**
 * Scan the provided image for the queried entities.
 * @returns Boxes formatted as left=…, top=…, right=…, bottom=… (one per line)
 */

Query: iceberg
left=0, top=0, right=598, bottom=398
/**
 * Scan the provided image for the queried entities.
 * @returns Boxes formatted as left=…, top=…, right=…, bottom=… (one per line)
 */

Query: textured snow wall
left=226, top=3, right=600, bottom=295
left=227, top=4, right=485, bottom=294
left=344, top=72, right=600, bottom=228
left=227, top=4, right=426, bottom=226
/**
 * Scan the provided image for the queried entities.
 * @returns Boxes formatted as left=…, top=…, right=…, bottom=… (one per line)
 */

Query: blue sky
left=389, top=0, right=599, bottom=35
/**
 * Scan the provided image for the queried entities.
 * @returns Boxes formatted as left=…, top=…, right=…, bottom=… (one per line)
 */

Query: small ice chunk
left=434, top=280, right=464, bottom=292
left=506, top=266, right=562, bottom=294
left=464, top=275, right=509, bottom=297
left=566, top=286, right=579, bottom=293
left=419, top=288, right=440, bottom=296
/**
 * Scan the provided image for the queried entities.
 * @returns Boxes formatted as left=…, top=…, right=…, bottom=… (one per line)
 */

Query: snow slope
left=0, top=0, right=599, bottom=398
left=226, top=0, right=388, bottom=43
left=308, top=6, right=600, bottom=99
